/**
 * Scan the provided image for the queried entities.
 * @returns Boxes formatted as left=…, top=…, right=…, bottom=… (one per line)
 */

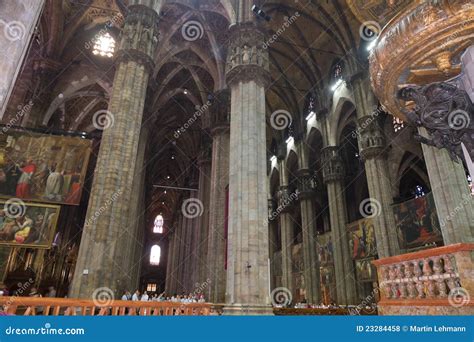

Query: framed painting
left=0, top=129, right=92, bottom=205
left=0, top=199, right=60, bottom=248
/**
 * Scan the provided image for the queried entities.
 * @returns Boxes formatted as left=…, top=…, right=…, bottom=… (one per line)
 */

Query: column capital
left=357, top=114, right=387, bottom=161
left=225, top=23, right=271, bottom=87
left=297, top=168, right=317, bottom=199
left=321, top=146, right=344, bottom=184
left=209, top=89, right=230, bottom=132
left=117, top=4, right=159, bottom=74
left=278, top=185, right=297, bottom=213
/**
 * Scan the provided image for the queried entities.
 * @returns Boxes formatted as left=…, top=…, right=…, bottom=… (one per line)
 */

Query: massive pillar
left=182, top=188, right=198, bottom=293
left=70, top=4, right=159, bottom=298
left=357, top=113, right=401, bottom=257
left=277, top=159, right=295, bottom=296
left=206, top=90, right=230, bottom=303
left=0, top=0, right=45, bottom=119
left=419, top=128, right=474, bottom=244
left=321, top=146, right=357, bottom=304
left=224, top=22, right=272, bottom=314
left=297, top=168, right=320, bottom=304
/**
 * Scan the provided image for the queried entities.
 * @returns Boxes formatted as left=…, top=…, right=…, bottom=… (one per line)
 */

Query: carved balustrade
left=373, top=243, right=474, bottom=315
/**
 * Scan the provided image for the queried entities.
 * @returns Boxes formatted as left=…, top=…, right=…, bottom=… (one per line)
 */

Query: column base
left=223, top=304, right=274, bottom=315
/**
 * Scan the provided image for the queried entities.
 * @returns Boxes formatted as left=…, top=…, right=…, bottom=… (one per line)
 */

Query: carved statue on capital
left=321, top=146, right=345, bottom=184
left=297, top=168, right=317, bottom=199
left=357, top=112, right=387, bottom=161
left=209, top=89, right=231, bottom=132
left=225, top=23, right=270, bottom=86
left=117, top=4, right=159, bottom=73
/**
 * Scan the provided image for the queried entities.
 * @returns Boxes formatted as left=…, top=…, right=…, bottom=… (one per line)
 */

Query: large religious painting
left=392, top=192, right=443, bottom=250
left=0, top=130, right=92, bottom=205
left=347, top=218, right=377, bottom=259
left=317, top=233, right=333, bottom=265
left=0, top=200, right=60, bottom=248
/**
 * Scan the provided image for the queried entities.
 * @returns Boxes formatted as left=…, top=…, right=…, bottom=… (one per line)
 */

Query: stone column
left=182, top=189, right=198, bottom=293
left=195, top=143, right=212, bottom=288
left=224, top=22, right=272, bottom=314
left=69, top=4, right=159, bottom=298
left=165, top=230, right=174, bottom=294
left=321, top=146, right=357, bottom=304
left=206, top=90, right=230, bottom=303
left=277, top=159, right=295, bottom=296
left=419, top=128, right=474, bottom=244
left=176, top=213, right=187, bottom=294
left=0, top=0, right=45, bottom=118
left=297, top=168, right=320, bottom=304
left=171, top=214, right=184, bottom=295
left=357, top=114, right=401, bottom=257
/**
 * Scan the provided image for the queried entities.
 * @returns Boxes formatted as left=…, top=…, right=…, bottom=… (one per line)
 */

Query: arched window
left=153, top=214, right=164, bottom=233
left=414, top=185, right=425, bottom=198
left=150, top=245, right=161, bottom=266
left=92, top=32, right=115, bottom=58
left=332, top=62, right=343, bottom=80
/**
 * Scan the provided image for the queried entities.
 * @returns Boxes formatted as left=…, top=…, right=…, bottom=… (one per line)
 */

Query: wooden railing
left=0, top=297, right=212, bottom=316
left=372, top=243, right=474, bottom=315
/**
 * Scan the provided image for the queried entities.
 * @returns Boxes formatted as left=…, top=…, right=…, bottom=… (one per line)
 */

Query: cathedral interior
left=0, top=0, right=472, bottom=315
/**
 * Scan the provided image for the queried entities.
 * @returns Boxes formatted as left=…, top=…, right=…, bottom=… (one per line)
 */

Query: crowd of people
left=121, top=291, right=206, bottom=303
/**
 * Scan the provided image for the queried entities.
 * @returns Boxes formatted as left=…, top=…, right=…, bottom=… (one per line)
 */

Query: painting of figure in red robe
left=0, top=200, right=60, bottom=248
left=392, top=192, right=443, bottom=250
left=0, top=129, right=91, bottom=205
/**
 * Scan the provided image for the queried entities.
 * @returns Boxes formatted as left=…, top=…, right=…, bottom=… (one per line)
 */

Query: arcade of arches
left=0, top=0, right=473, bottom=315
